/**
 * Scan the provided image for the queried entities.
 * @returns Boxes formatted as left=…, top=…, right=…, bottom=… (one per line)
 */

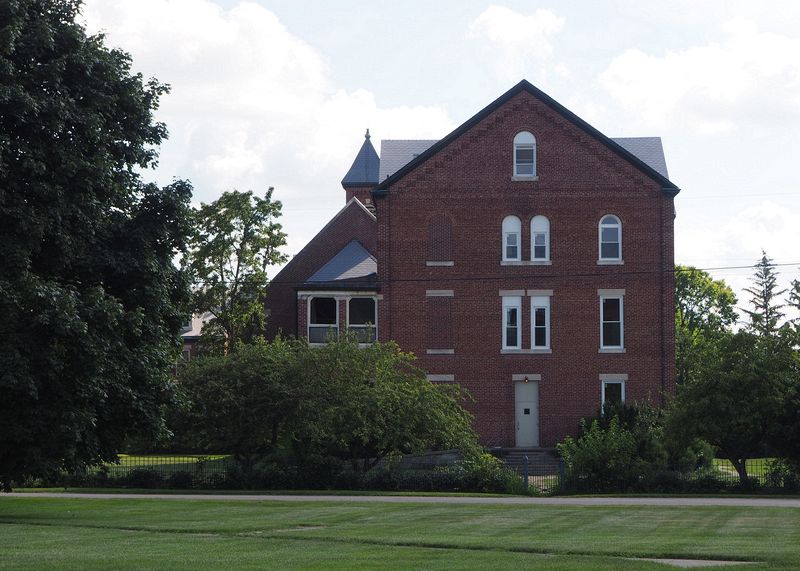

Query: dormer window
left=502, top=216, right=521, bottom=261
left=513, top=131, right=537, bottom=178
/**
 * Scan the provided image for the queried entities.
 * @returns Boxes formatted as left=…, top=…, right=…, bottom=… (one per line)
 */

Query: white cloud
left=599, top=19, right=800, bottom=133
left=468, top=6, right=566, bottom=82
left=81, top=0, right=455, bottom=262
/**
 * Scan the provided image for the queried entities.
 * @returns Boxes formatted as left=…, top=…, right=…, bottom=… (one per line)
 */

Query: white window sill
left=597, top=259, right=624, bottom=265
left=511, top=175, right=539, bottom=181
left=501, top=348, right=552, bottom=354
left=599, top=347, right=626, bottom=353
left=426, top=349, right=455, bottom=355
left=501, top=260, right=552, bottom=266
left=426, top=261, right=454, bottom=267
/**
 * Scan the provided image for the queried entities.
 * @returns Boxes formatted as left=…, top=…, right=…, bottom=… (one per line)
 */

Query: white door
left=515, top=381, right=539, bottom=447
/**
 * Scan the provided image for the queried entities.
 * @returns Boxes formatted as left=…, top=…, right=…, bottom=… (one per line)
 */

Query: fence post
left=523, top=455, right=529, bottom=494
left=558, top=458, right=566, bottom=494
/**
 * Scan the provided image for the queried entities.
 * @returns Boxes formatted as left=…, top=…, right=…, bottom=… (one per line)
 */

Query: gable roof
left=378, top=140, right=437, bottom=182
left=342, top=129, right=380, bottom=187
left=373, top=80, right=680, bottom=195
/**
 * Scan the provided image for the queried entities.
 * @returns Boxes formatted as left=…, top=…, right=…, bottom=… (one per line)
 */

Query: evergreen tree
left=743, top=251, right=786, bottom=336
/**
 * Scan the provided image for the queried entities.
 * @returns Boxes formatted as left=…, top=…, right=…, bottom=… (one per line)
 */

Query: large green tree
left=185, top=189, right=287, bottom=354
left=0, top=0, right=192, bottom=489
left=674, top=265, right=737, bottom=385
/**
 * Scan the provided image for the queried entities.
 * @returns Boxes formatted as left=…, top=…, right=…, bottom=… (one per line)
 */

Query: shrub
left=166, top=471, right=194, bottom=489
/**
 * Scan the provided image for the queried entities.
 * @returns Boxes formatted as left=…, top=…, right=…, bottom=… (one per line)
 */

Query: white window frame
left=530, top=295, right=550, bottom=350
left=346, top=296, right=377, bottom=344
left=598, top=215, right=622, bottom=264
left=600, top=374, right=627, bottom=408
left=502, top=216, right=522, bottom=262
left=530, top=215, right=550, bottom=262
left=502, top=296, right=522, bottom=350
left=599, top=291, right=625, bottom=352
left=513, top=131, right=537, bottom=179
left=308, top=296, right=339, bottom=345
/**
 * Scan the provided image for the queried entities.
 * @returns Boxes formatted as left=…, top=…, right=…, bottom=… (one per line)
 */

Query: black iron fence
left=36, top=454, right=800, bottom=495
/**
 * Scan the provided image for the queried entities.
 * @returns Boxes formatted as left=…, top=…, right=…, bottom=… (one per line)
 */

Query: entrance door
left=515, top=381, right=540, bottom=447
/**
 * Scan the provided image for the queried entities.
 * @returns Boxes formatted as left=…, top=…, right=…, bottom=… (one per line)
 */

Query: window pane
left=309, top=325, right=337, bottom=344
left=534, top=307, right=546, bottom=327
left=506, top=244, right=518, bottom=259
left=506, top=307, right=518, bottom=327
left=516, top=148, right=534, bottom=162
left=349, top=298, right=375, bottom=326
left=601, top=227, right=618, bottom=242
left=534, top=326, right=547, bottom=347
left=507, top=233, right=517, bottom=246
left=534, top=233, right=545, bottom=246
left=600, top=242, right=619, bottom=259
left=310, top=297, right=336, bottom=324
left=506, top=326, right=518, bottom=347
left=602, top=323, right=621, bottom=346
left=533, top=245, right=546, bottom=259
left=349, top=326, right=375, bottom=343
left=601, top=215, right=618, bottom=226
left=602, top=298, right=620, bottom=322
left=604, top=382, right=623, bottom=404
left=516, top=163, right=534, bottom=175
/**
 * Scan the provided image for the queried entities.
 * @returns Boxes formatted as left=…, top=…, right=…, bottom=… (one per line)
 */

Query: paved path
left=4, top=492, right=800, bottom=507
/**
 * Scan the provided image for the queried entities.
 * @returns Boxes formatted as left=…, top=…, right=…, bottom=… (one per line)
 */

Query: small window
left=181, top=349, right=191, bottom=361
left=348, top=297, right=376, bottom=343
left=502, top=216, right=521, bottom=261
left=180, top=317, right=193, bottom=333
left=599, top=215, right=622, bottom=261
left=602, top=380, right=625, bottom=407
left=530, top=215, right=550, bottom=261
left=600, top=296, right=624, bottom=349
left=309, top=297, right=338, bottom=344
left=513, top=131, right=536, bottom=177
left=531, top=296, right=550, bottom=349
left=502, top=296, right=522, bottom=350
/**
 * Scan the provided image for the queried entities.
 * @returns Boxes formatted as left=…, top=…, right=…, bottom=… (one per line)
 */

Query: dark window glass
left=349, top=298, right=375, bottom=326
left=310, top=297, right=336, bottom=324
left=602, top=323, right=621, bottom=346
left=604, top=382, right=623, bottom=405
left=602, top=298, right=620, bottom=322
left=601, top=242, right=620, bottom=259
left=533, top=307, right=547, bottom=347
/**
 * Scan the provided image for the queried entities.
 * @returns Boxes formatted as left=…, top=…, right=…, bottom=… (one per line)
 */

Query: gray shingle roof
left=342, top=130, right=380, bottom=186
left=307, top=240, right=377, bottom=283
left=378, top=140, right=437, bottom=182
left=611, top=137, right=669, bottom=179
left=375, top=136, right=669, bottom=183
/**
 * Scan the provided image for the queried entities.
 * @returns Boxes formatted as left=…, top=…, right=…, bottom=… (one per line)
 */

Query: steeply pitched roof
left=373, top=80, right=679, bottom=195
left=307, top=240, right=377, bottom=283
left=611, top=137, right=669, bottom=179
left=342, top=129, right=380, bottom=187
left=378, top=140, right=437, bottom=182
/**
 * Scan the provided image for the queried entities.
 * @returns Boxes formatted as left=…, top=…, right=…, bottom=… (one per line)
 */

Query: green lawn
left=2, top=497, right=799, bottom=569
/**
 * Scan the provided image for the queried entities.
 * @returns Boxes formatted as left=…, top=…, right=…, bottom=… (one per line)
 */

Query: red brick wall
left=265, top=199, right=377, bottom=339
left=375, top=90, right=676, bottom=447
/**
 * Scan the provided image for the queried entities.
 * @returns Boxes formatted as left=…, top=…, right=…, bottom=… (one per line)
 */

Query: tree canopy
left=185, top=189, right=287, bottom=354
left=0, top=0, right=192, bottom=489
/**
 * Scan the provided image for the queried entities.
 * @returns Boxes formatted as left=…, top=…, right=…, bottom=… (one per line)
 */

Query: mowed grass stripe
left=1, top=498, right=797, bottom=568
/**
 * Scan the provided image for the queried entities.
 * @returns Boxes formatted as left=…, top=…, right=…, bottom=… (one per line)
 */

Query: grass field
left=2, top=497, right=799, bottom=569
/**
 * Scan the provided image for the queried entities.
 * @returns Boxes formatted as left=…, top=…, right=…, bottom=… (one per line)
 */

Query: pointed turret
left=341, top=129, right=379, bottom=206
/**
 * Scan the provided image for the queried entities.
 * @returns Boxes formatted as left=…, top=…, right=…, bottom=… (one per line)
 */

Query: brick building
left=266, top=80, right=679, bottom=448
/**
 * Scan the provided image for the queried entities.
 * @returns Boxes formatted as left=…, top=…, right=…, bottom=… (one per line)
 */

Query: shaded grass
left=1, top=497, right=798, bottom=569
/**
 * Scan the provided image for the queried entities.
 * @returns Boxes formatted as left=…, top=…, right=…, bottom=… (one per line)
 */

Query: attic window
left=513, top=131, right=537, bottom=179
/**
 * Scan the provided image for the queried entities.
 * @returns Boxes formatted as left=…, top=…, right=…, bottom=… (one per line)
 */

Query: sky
left=81, top=0, right=800, bottom=320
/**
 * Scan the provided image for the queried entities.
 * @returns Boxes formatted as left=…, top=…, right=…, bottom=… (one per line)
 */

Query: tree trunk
left=731, top=458, right=749, bottom=485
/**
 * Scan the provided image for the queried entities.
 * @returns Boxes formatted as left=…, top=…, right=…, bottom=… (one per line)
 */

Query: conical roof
left=341, top=129, right=380, bottom=187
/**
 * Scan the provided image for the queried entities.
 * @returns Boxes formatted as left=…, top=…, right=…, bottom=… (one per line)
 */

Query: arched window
left=530, top=215, right=550, bottom=261
left=502, top=216, right=521, bottom=261
left=513, top=131, right=536, bottom=177
left=599, top=215, right=622, bottom=262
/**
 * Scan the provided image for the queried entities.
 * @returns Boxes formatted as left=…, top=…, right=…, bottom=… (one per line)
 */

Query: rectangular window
left=602, top=380, right=625, bottom=407
left=309, top=297, right=338, bottom=344
left=532, top=232, right=547, bottom=260
left=531, top=295, right=550, bottom=349
left=515, top=146, right=535, bottom=176
left=347, top=297, right=376, bottom=343
left=505, top=232, right=519, bottom=261
left=503, top=296, right=522, bottom=350
left=600, top=296, right=623, bottom=349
